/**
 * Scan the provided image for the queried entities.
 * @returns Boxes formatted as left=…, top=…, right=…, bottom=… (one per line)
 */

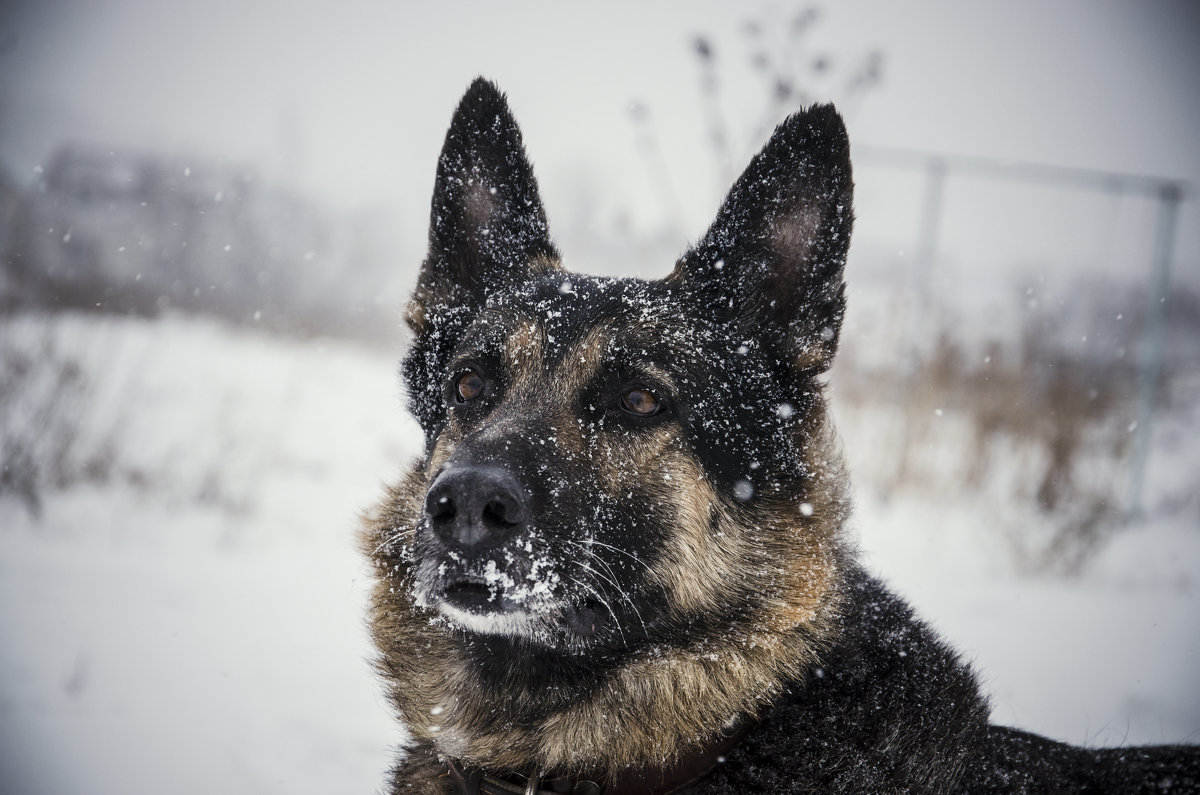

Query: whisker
left=372, top=524, right=417, bottom=556
left=567, top=541, right=650, bottom=637
left=575, top=560, right=649, bottom=638
left=577, top=537, right=656, bottom=575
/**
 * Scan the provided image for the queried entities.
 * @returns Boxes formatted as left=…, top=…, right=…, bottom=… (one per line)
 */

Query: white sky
left=1, top=0, right=1198, bottom=280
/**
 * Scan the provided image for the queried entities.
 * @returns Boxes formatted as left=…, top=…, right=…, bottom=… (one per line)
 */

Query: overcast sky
left=2, top=0, right=1197, bottom=281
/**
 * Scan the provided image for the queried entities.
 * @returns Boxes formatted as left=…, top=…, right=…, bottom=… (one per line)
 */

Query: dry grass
left=831, top=281, right=1189, bottom=574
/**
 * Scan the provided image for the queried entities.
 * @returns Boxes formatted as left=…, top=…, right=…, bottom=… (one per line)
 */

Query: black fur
left=704, top=567, right=1200, bottom=793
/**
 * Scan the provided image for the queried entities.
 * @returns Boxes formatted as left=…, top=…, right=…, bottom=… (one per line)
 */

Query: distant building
left=0, top=144, right=405, bottom=340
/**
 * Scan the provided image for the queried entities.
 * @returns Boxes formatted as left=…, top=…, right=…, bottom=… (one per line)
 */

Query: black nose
left=424, top=466, right=529, bottom=551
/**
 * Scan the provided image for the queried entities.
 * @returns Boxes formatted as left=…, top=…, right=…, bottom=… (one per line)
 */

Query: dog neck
left=373, top=590, right=836, bottom=777
left=440, top=716, right=756, bottom=795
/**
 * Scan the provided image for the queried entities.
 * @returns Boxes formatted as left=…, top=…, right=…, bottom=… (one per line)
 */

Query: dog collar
left=441, top=720, right=753, bottom=795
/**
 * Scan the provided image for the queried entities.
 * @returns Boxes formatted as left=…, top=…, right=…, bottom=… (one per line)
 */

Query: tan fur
left=502, top=318, right=543, bottom=373
left=403, top=281, right=440, bottom=338
left=557, top=323, right=615, bottom=396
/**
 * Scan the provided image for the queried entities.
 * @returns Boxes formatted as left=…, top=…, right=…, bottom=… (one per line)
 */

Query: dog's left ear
left=408, top=77, right=559, bottom=337
left=670, top=104, right=853, bottom=373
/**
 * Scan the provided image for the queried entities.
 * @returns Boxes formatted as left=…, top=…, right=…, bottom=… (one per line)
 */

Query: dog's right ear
left=407, top=78, right=559, bottom=338
left=404, top=79, right=558, bottom=434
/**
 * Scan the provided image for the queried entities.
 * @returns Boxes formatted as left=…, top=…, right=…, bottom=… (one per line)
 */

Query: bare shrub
left=0, top=314, right=264, bottom=522
left=0, top=324, right=94, bottom=514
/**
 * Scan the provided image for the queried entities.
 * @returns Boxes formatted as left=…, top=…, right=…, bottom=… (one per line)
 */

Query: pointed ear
left=669, top=104, right=853, bottom=373
left=407, top=78, right=559, bottom=337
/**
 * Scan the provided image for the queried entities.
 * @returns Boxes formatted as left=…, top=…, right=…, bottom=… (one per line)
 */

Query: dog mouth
left=440, top=575, right=524, bottom=614
left=423, top=565, right=608, bottom=643
left=442, top=578, right=494, bottom=610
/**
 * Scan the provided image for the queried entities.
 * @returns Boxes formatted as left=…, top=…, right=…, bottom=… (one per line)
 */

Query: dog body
left=361, top=79, right=1199, bottom=793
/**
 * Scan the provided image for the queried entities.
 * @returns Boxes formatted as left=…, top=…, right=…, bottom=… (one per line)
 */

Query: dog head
left=396, top=78, right=853, bottom=659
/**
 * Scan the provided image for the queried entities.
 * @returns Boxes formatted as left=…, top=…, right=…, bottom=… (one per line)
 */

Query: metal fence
left=854, top=145, right=1191, bottom=515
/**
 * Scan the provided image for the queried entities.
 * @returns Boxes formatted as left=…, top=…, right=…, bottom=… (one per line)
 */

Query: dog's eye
left=619, top=388, right=660, bottom=417
left=455, top=370, right=486, bottom=403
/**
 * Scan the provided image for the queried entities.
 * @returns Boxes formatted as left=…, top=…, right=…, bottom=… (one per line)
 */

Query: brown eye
left=455, top=370, right=485, bottom=402
left=620, top=388, right=660, bottom=416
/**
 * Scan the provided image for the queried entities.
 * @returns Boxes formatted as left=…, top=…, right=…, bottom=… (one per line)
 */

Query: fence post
left=1126, top=183, right=1182, bottom=517
left=892, top=156, right=946, bottom=489
left=911, top=157, right=946, bottom=332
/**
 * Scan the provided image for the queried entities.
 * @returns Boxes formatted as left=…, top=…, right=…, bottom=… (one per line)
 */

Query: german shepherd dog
left=362, top=78, right=1199, bottom=793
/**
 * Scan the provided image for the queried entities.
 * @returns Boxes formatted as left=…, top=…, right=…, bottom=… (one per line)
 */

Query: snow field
left=0, top=311, right=1196, bottom=794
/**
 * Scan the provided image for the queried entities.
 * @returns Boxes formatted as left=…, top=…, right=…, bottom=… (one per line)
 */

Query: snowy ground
left=1, top=312, right=1197, bottom=794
